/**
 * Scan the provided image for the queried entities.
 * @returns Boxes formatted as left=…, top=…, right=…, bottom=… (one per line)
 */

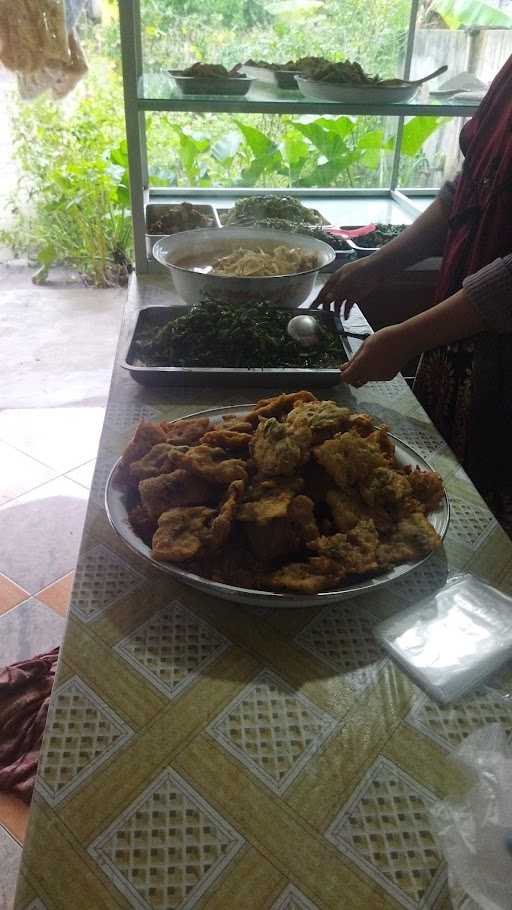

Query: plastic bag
left=430, top=724, right=512, bottom=910
left=375, top=574, right=512, bottom=703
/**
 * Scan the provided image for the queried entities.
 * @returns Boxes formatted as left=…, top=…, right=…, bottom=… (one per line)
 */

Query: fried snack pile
left=118, top=392, right=445, bottom=594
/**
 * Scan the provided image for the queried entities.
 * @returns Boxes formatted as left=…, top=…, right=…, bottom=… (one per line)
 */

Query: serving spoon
left=378, top=64, right=447, bottom=88
left=287, top=313, right=369, bottom=349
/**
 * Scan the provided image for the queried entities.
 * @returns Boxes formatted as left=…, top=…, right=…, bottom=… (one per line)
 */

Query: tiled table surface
left=14, top=274, right=512, bottom=910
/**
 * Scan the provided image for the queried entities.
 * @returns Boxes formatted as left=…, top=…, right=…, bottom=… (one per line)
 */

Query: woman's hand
left=311, top=256, right=384, bottom=318
left=340, top=325, right=415, bottom=387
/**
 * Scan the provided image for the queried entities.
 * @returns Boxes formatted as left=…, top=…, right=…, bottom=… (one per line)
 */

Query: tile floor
left=0, top=263, right=123, bottom=908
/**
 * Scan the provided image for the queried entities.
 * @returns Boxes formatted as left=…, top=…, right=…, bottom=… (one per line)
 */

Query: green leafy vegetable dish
left=354, top=223, right=408, bottom=248
left=135, top=299, right=343, bottom=369
left=224, top=195, right=326, bottom=227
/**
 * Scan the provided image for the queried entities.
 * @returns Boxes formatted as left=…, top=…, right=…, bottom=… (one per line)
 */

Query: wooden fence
left=403, top=28, right=512, bottom=187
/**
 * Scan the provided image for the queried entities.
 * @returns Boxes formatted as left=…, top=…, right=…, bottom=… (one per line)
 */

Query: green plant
left=2, top=62, right=133, bottom=286
left=431, top=0, right=512, bottom=28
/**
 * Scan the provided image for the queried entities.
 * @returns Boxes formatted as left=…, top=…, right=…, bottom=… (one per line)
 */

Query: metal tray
left=145, top=203, right=220, bottom=258
left=122, top=305, right=349, bottom=388
left=105, top=405, right=450, bottom=609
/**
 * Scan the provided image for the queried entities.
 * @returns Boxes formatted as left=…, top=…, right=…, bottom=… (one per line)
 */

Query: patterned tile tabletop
left=14, top=274, right=512, bottom=910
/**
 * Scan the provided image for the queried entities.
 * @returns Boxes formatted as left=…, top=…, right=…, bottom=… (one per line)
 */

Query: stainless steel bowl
left=152, top=226, right=336, bottom=307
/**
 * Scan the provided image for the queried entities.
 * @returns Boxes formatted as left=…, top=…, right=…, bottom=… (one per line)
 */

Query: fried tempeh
left=139, top=470, right=217, bottom=519
left=161, top=416, right=210, bottom=446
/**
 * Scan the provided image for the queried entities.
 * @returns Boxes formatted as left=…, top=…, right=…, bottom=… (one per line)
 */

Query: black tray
left=123, top=305, right=349, bottom=388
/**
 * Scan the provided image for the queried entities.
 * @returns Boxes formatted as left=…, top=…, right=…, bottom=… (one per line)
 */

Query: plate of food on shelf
left=106, top=390, right=449, bottom=608
left=295, top=59, right=447, bottom=104
left=241, top=57, right=324, bottom=89
left=168, top=62, right=253, bottom=96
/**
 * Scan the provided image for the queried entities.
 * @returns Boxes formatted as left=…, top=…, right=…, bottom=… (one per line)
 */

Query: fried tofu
left=128, top=504, right=157, bottom=547
left=129, top=443, right=185, bottom=482
left=152, top=506, right=216, bottom=562
left=120, top=421, right=167, bottom=476
left=238, top=476, right=304, bottom=523
left=244, top=494, right=318, bottom=563
left=205, top=479, right=246, bottom=549
left=175, top=445, right=248, bottom=485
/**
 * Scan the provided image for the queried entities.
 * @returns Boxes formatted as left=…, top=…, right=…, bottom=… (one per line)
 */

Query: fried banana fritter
left=162, top=416, right=210, bottom=446
left=251, top=417, right=311, bottom=477
left=139, top=470, right=217, bottom=520
left=118, top=392, right=446, bottom=594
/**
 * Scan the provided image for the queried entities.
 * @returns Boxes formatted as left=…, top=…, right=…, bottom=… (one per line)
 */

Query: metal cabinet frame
left=118, top=0, right=477, bottom=272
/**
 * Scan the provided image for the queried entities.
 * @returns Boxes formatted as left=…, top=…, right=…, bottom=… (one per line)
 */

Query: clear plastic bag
left=375, top=574, right=512, bottom=703
left=430, top=724, right=512, bottom=910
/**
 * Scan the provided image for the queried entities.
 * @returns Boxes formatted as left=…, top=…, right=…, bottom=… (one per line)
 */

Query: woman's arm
left=314, top=192, right=455, bottom=312
left=339, top=286, right=483, bottom=387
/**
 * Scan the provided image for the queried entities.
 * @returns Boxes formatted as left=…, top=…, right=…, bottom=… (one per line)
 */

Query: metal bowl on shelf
left=295, top=77, right=419, bottom=104
left=152, top=226, right=335, bottom=307
left=168, top=70, right=253, bottom=96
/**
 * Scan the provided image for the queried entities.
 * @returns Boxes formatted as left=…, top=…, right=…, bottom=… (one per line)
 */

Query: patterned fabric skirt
left=414, top=337, right=512, bottom=539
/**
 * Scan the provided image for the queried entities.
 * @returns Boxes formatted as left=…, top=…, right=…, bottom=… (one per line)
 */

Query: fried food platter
left=105, top=394, right=449, bottom=608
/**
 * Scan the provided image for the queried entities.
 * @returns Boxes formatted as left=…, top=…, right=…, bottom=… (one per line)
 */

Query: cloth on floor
left=0, top=648, right=59, bottom=803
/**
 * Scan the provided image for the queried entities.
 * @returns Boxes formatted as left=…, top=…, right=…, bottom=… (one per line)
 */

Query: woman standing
left=314, top=56, right=512, bottom=532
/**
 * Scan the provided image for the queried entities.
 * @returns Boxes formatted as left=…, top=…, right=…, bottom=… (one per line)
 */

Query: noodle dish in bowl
left=152, top=226, right=335, bottom=307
